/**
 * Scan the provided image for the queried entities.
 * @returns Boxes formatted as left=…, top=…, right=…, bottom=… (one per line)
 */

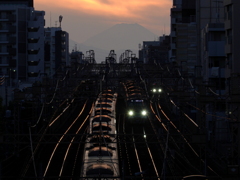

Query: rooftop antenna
left=138, top=43, right=142, bottom=50
left=75, top=44, right=77, bottom=51
left=164, top=24, right=165, bottom=35
left=50, top=12, right=51, bottom=27
left=59, top=15, right=63, bottom=28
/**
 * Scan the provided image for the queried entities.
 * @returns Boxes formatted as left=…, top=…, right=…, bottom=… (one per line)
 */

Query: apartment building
left=224, top=0, right=240, bottom=76
left=223, top=0, right=240, bottom=170
left=0, top=0, right=45, bottom=105
left=169, top=0, right=197, bottom=75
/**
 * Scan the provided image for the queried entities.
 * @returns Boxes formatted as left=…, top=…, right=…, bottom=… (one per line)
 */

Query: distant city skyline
left=34, top=0, right=172, bottom=45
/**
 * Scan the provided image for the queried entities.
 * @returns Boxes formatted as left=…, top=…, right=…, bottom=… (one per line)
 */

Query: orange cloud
left=35, top=0, right=171, bottom=19
left=35, top=0, right=171, bottom=39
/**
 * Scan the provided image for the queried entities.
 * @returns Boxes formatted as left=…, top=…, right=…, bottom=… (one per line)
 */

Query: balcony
left=208, top=41, right=225, bottom=56
left=209, top=67, right=225, bottom=78
left=28, top=66, right=40, bottom=72
left=0, top=28, right=8, bottom=33
left=27, top=27, right=40, bottom=32
left=0, top=36, right=16, bottom=44
left=208, top=23, right=224, bottom=31
left=28, top=72, right=39, bottom=77
left=28, top=38, right=39, bottom=43
left=28, top=54, right=38, bottom=62
left=223, top=0, right=232, bottom=6
left=28, top=60, right=39, bottom=66
left=9, top=36, right=16, bottom=44
left=28, top=43, right=41, bottom=50
left=8, top=14, right=16, bottom=22
left=0, top=14, right=16, bottom=21
left=0, top=25, right=16, bottom=33
left=0, top=37, right=8, bottom=43
left=0, top=59, right=8, bottom=66
left=28, top=49, right=39, bottom=54
left=9, top=26, right=16, bottom=33
left=0, top=51, right=8, bottom=55
left=8, top=48, right=16, bottom=55
left=9, top=59, right=16, bottom=67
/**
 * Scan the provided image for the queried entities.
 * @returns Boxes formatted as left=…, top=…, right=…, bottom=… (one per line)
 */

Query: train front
left=126, top=99, right=148, bottom=124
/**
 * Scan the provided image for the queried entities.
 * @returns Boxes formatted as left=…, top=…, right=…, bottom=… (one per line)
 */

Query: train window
left=88, top=147, right=113, bottom=157
left=96, top=103, right=112, bottom=108
left=92, top=116, right=111, bottom=122
left=90, top=135, right=112, bottom=143
left=129, top=99, right=143, bottom=103
left=98, top=99, right=113, bottom=103
left=86, top=164, right=114, bottom=176
left=95, top=109, right=112, bottom=115
left=92, top=124, right=111, bottom=131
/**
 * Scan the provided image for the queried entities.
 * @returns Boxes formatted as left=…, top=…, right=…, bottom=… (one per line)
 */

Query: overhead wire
left=30, top=103, right=45, bottom=128
left=186, top=102, right=237, bottom=122
left=20, top=76, right=89, bottom=178
left=150, top=102, right=200, bottom=175
left=28, top=126, right=37, bottom=178
left=45, top=79, right=60, bottom=105
left=155, top=92, right=223, bottom=178
left=48, top=98, right=75, bottom=127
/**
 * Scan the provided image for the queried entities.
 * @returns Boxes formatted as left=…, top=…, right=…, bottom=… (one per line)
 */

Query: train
left=149, top=82, right=162, bottom=94
left=147, top=82, right=163, bottom=103
left=81, top=89, right=120, bottom=179
left=123, top=80, right=149, bottom=124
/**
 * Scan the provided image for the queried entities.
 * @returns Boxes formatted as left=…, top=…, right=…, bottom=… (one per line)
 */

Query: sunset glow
left=35, top=0, right=171, bottom=42
left=36, top=0, right=171, bottom=20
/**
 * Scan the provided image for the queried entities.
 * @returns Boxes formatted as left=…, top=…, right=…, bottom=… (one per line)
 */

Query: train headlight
left=141, top=110, right=147, bottom=116
left=128, top=110, right=134, bottom=116
left=158, top=88, right=162, bottom=92
left=152, top=88, right=157, bottom=93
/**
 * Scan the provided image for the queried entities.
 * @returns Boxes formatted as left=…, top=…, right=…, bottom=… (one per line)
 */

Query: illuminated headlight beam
left=141, top=110, right=147, bottom=116
left=128, top=110, right=134, bottom=116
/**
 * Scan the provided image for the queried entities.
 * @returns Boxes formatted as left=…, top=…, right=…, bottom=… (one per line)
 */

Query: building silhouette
left=0, top=0, right=45, bottom=106
left=44, top=27, right=69, bottom=78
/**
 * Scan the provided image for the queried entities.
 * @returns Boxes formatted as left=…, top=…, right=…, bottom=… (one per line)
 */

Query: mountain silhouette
left=83, top=23, right=157, bottom=50
left=70, top=23, right=158, bottom=62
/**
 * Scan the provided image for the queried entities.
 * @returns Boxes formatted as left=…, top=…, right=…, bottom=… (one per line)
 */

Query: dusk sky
left=35, top=0, right=172, bottom=47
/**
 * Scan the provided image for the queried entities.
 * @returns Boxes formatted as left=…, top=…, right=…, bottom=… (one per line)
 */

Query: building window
left=225, top=4, right=232, bottom=20
left=227, top=53, right=232, bottom=69
left=209, top=32, right=224, bottom=41
left=227, top=29, right=232, bottom=44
